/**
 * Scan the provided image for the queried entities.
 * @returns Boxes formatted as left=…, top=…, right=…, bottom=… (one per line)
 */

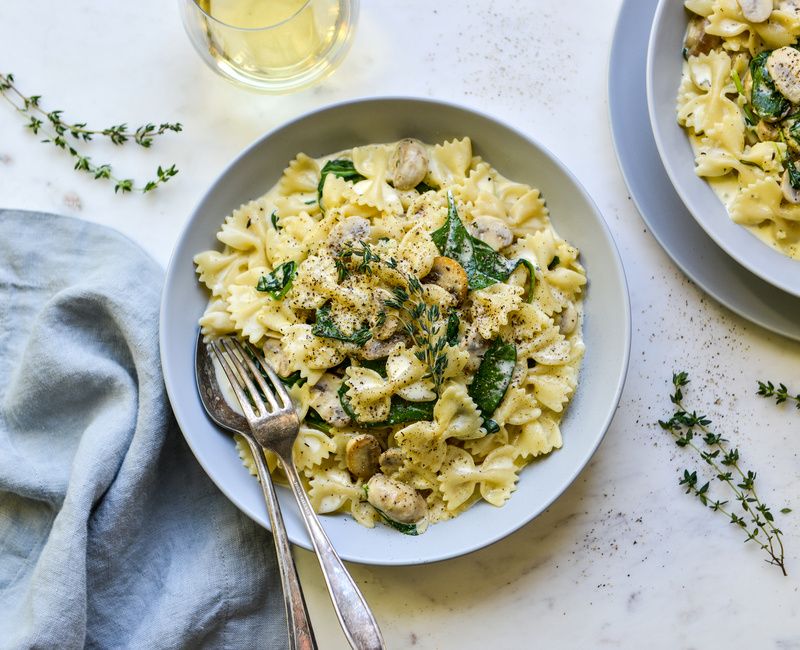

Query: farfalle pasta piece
left=283, top=324, right=345, bottom=383
left=226, top=282, right=299, bottom=343
left=352, top=145, right=403, bottom=214
left=438, top=445, right=520, bottom=510
left=278, top=152, right=320, bottom=196
left=308, top=466, right=364, bottom=514
left=678, top=50, right=744, bottom=153
left=528, top=362, right=580, bottom=413
left=428, top=137, right=473, bottom=187
left=468, top=283, right=524, bottom=339
left=194, top=249, right=249, bottom=298
left=295, top=427, right=337, bottom=475
left=512, top=414, right=562, bottom=459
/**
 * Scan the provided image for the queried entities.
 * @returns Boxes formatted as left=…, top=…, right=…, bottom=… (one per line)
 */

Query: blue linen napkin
left=0, top=210, right=287, bottom=649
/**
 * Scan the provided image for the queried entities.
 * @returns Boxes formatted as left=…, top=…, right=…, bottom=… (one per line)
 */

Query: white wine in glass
left=180, top=0, right=358, bottom=93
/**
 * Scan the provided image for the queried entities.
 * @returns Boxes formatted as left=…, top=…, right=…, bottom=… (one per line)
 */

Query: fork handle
left=280, top=456, right=386, bottom=650
left=246, top=437, right=317, bottom=650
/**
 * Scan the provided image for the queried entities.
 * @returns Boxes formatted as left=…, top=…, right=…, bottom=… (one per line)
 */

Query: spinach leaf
left=304, top=408, right=332, bottom=433
left=312, top=303, right=372, bottom=346
left=317, top=159, right=365, bottom=204
left=446, top=311, right=460, bottom=346
left=468, top=338, right=517, bottom=433
left=270, top=210, right=281, bottom=230
left=431, top=192, right=534, bottom=301
left=359, top=357, right=388, bottom=377
left=788, top=159, right=800, bottom=190
left=256, top=261, right=296, bottom=300
left=751, top=51, right=789, bottom=121
left=338, top=382, right=435, bottom=427
left=279, top=370, right=304, bottom=387
left=547, top=255, right=560, bottom=271
left=415, top=180, right=437, bottom=193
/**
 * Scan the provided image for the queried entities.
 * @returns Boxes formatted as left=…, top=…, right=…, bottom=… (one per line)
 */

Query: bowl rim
left=159, top=96, right=632, bottom=565
left=646, top=0, right=800, bottom=298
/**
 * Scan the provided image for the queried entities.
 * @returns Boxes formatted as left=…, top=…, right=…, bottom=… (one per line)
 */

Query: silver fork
left=210, top=337, right=386, bottom=650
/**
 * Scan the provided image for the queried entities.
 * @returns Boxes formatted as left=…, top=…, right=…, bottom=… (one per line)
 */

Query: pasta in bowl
left=160, top=98, right=629, bottom=564
left=194, top=137, right=586, bottom=535
left=648, top=0, right=800, bottom=298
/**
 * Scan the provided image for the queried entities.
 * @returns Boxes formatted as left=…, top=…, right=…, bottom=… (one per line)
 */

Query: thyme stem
left=0, top=72, right=181, bottom=194
left=659, top=372, right=788, bottom=576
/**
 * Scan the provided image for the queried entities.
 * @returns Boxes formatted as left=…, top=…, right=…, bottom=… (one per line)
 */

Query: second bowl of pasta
left=648, top=0, right=800, bottom=298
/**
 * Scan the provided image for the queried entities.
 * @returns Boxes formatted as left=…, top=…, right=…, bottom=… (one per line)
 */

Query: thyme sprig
left=335, top=241, right=451, bottom=394
left=757, top=380, right=800, bottom=409
left=659, top=372, right=788, bottom=575
left=0, top=72, right=181, bottom=193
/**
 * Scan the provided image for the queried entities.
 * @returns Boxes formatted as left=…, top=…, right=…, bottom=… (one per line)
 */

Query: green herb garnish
left=256, top=261, right=296, bottom=300
left=317, top=159, right=365, bottom=205
left=757, top=380, right=800, bottom=409
left=312, top=302, right=372, bottom=346
left=731, top=69, right=758, bottom=126
left=468, top=338, right=517, bottom=433
left=659, top=372, right=788, bottom=576
left=304, top=408, right=332, bottom=433
left=415, top=180, right=437, bottom=193
left=0, top=72, right=181, bottom=194
left=547, top=256, right=560, bottom=271
left=446, top=311, right=460, bottom=346
left=750, top=51, right=789, bottom=121
left=431, top=192, right=534, bottom=301
left=338, top=382, right=435, bottom=427
left=270, top=211, right=281, bottom=230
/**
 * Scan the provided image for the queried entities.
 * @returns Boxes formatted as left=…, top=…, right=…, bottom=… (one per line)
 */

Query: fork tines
left=209, top=337, right=292, bottom=418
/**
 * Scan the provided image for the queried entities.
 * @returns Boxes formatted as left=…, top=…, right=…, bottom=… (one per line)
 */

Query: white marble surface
left=2, top=1, right=800, bottom=648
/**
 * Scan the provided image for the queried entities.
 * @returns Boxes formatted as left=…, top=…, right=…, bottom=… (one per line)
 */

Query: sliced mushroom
left=326, top=216, right=371, bottom=251
left=683, top=16, right=723, bottom=58
left=365, top=474, right=427, bottom=524
left=422, top=256, right=468, bottom=303
left=389, top=139, right=429, bottom=190
left=767, top=47, right=800, bottom=104
left=309, top=373, right=351, bottom=427
left=345, top=434, right=381, bottom=480
left=737, top=0, right=773, bottom=22
left=558, top=302, right=578, bottom=335
left=467, top=215, right=514, bottom=251
left=756, top=119, right=781, bottom=141
left=781, top=167, right=800, bottom=203
left=359, top=334, right=404, bottom=360
left=379, top=448, right=405, bottom=477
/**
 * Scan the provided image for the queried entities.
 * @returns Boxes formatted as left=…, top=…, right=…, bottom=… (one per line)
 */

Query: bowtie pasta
left=195, top=137, right=586, bottom=534
left=678, top=0, right=800, bottom=259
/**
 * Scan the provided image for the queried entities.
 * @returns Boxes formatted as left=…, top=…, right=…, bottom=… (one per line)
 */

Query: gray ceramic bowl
left=160, top=98, right=630, bottom=565
left=648, top=0, right=800, bottom=298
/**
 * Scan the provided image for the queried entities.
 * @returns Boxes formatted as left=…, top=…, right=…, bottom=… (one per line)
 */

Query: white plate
left=611, top=0, right=800, bottom=341
left=160, top=98, right=630, bottom=566
left=647, top=0, right=800, bottom=298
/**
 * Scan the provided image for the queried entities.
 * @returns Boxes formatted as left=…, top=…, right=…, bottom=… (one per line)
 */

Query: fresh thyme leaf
left=0, top=72, right=181, bottom=194
left=317, top=159, right=365, bottom=205
left=431, top=191, right=534, bottom=301
left=468, top=338, right=516, bottom=432
left=750, top=51, right=789, bottom=121
left=312, top=302, right=372, bottom=346
left=660, top=371, right=788, bottom=576
left=757, top=380, right=800, bottom=409
left=337, top=382, right=435, bottom=427
left=256, top=261, right=296, bottom=300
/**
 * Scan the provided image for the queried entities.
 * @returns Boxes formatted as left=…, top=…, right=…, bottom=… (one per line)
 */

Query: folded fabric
left=0, top=210, right=287, bottom=649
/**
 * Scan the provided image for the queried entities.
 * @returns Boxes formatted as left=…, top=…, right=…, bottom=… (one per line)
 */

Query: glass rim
left=191, top=0, right=314, bottom=31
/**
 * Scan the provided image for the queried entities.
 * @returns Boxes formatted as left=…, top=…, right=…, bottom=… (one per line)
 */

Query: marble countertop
left=2, top=1, right=799, bottom=647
